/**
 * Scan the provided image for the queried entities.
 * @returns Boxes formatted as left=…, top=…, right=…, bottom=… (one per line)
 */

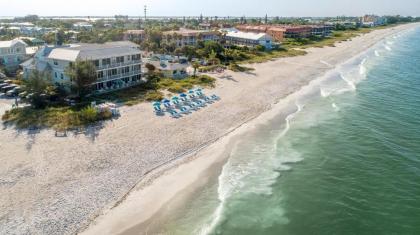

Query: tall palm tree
left=192, top=62, right=200, bottom=78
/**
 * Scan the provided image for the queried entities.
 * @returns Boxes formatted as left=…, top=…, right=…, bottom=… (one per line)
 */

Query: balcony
left=96, top=70, right=142, bottom=82
left=96, top=59, right=141, bottom=70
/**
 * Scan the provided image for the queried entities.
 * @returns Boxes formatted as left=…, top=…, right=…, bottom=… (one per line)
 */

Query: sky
left=1, top=0, right=420, bottom=17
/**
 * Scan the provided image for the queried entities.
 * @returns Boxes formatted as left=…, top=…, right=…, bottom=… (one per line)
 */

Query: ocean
left=152, top=26, right=420, bottom=235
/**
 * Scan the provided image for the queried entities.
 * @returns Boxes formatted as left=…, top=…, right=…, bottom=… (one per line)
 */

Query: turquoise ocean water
left=153, top=26, right=420, bottom=235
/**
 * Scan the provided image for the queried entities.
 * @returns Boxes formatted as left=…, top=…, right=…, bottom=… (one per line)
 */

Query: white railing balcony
left=97, top=70, right=142, bottom=82
left=97, top=59, right=141, bottom=70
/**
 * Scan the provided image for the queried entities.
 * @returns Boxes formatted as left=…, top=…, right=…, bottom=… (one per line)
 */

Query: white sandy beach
left=0, top=23, right=417, bottom=235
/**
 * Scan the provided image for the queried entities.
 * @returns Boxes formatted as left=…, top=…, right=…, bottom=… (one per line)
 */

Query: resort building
left=0, top=38, right=28, bottom=71
left=224, top=31, right=273, bottom=49
left=123, top=30, right=146, bottom=42
left=162, top=29, right=220, bottom=47
left=21, top=41, right=143, bottom=93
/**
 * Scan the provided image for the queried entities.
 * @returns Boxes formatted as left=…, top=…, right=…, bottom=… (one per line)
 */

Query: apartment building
left=21, top=41, right=143, bottom=93
left=162, top=29, right=220, bottom=47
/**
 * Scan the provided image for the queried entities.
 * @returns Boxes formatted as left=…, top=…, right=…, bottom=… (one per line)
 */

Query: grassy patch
left=283, top=27, right=392, bottom=50
left=238, top=48, right=307, bottom=64
left=157, top=75, right=216, bottom=93
left=2, top=105, right=112, bottom=131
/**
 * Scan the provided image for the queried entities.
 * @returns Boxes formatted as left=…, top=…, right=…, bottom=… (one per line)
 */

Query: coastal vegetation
left=2, top=105, right=112, bottom=131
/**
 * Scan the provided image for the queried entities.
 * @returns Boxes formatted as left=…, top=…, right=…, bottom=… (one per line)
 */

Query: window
left=107, top=70, right=112, bottom=77
left=94, top=60, right=100, bottom=67
left=60, top=73, right=64, bottom=80
left=133, top=64, right=140, bottom=71
left=97, top=71, right=104, bottom=79
left=131, top=54, right=140, bottom=61
left=123, top=66, right=130, bottom=74
left=102, top=58, right=111, bottom=66
left=116, top=56, right=124, bottom=63
left=53, top=60, right=58, bottom=65
left=111, top=69, right=117, bottom=76
left=55, top=72, right=57, bottom=78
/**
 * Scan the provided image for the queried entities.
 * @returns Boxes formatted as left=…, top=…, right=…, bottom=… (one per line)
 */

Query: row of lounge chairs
left=153, top=89, right=220, bottom=118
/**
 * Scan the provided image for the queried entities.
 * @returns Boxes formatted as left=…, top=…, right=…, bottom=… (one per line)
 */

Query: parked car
left=1, top=84, right=18, bottom=93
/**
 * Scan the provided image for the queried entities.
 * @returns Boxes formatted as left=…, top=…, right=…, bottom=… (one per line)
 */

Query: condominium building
left=224, top=31, right=273, bottom=49
left=162, top=29, right=220, bottom=47
left=21, top=41, right=143, bottom=93
left=123, top=30, right=146, bottom=42
left=0, top=38, right=28, bottom=71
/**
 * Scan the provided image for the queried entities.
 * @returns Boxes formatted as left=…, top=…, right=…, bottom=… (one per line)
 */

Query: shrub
left=79, top=106, right=98, bottom=123
left=145, top=90, right=164, bottom=101
left=198, top=75, right=216, bottom=85
left=168, top=84, right=186, bottom=93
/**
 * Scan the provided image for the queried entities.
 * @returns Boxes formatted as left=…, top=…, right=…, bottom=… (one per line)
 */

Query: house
left=224, top=31, right=273, bottom=49
left=123, top=30, right=146, bottom=42
left=144, top=54, right=189, bottom=79
left=0, top=39, right=28, bottom=71
left=21, top=41, right=143, bottom=93
left=162, top=29, right=220, bottom=47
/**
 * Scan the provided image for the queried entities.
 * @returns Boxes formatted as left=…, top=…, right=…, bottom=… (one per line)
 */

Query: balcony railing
left=96, top=59, right=141, bottom=70
left=96, top=70, right=142, bottom=82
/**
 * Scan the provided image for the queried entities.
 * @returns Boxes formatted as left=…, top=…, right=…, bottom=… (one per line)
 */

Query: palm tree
left=65, top=60, right=97, bottom=99
left=192, top=62, right=200, bottom=78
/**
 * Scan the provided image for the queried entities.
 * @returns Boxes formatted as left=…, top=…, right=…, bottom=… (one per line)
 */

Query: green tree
left=23, top=71, right=56, bottom=109
left=145, top=63, right=156, bottom=76
left=65, top=60, right=97, bottom=99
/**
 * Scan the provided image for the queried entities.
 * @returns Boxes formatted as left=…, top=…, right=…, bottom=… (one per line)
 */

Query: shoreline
left=79, top=23, right=419, bottom=235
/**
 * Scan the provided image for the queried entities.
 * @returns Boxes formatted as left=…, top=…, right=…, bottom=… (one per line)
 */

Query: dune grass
left=2, top=105, right=112, bottom=131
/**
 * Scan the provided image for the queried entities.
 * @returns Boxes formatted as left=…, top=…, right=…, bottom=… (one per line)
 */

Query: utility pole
left=144, top=5, right=147, bottom=22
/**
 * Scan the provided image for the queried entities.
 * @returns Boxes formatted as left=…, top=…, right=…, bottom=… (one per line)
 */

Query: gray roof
left=47, top=41, right=141, bottom=61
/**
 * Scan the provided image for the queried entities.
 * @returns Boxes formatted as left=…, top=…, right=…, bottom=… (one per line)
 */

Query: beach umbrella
left=196, top=88, right=202, bottom=92
left=180, top=93, right=187, bottom=98
left=153, top=102, right=161, bottom=106
left=162, top=99, right=171, bottom=103
left=188, top=90, right=195, bottom=94
left=172, top=96, right=179, bottom=101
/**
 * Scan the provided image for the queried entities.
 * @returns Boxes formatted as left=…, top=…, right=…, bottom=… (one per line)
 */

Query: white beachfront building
left=0, top=38, right=28, bottom=71
left=21, top=41, right=143, bottom=93
left=224, top=31, right=273, bottom=49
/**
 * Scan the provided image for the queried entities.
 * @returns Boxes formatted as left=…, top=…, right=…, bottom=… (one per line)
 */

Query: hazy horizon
left=1, top=0, right=419, bottom=18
